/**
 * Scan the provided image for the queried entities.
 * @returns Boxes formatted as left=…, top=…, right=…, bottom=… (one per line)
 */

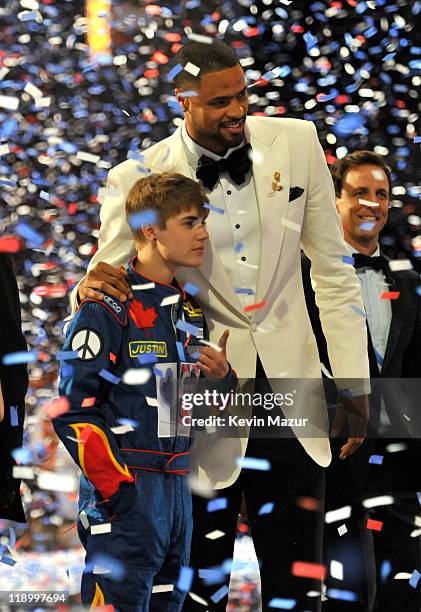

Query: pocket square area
left=289, top=186, right=305, bottom=202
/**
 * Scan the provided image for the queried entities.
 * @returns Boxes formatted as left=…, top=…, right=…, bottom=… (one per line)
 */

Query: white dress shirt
left=345, top=242, right=392, bottom=371
left=181, top=122, right=261, bottom=310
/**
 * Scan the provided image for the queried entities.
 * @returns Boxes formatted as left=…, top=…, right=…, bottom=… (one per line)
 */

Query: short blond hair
left=126, top=172, right=209, bottom=244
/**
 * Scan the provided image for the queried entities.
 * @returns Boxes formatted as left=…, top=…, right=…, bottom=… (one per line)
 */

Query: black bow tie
left=352, top=253, right=389, bottom=273
left=196, top=143, right=252, bottom=191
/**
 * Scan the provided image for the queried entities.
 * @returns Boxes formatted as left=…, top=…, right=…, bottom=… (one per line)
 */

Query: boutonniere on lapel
left=268, top=171, right=283, bottom=197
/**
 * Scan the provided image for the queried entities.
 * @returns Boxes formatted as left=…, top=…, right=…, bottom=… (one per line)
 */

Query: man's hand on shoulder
left=78, top=262, right=133, bottom=303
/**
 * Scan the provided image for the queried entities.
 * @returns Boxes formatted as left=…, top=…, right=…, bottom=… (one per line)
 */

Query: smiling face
left=176, top=65, right=249, bottom=155
left=154, top=206, right=209, bottom=268
left=335, top=164, right=390, bottom=254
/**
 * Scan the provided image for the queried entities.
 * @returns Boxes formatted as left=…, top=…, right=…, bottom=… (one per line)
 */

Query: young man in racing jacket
left=53, top=173, right=237, bottom=611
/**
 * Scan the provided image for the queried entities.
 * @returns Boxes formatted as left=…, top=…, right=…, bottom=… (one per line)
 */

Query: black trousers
left=184, top=358, right=325, bottom=611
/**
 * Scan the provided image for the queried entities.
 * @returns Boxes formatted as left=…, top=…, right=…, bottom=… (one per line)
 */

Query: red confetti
left=43, top=397, right=70, bottom=418
left=366, top=519, right=383, bottom=531
left=32, top=284, right=68, bottom=298
left=81, top=397, right=96, bottom=408
left=381, top=292, right=400, bottom=300
left=243, top=300, right=267, bottom=313
left=296, top=496, right=322, bottom=512
left=109, top=352, right=117, bottom=364
left=151, top=51, right=169, bottom=65
left=244, top=27, right=260, bottom=38
left=292, top=561, right=326, bottom=580
left=144, top=69, right=159, bottom=79
left=0, top=236, right=22, bottom=253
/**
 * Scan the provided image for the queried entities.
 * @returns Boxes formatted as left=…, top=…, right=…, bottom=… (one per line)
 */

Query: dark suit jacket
left=0, top=254, right=28, bottom=522
left=301, top=252, right=421, bottom=494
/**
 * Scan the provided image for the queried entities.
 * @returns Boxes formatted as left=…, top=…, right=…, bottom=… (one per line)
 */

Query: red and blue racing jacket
left=53, top=257, right=237, bottom=516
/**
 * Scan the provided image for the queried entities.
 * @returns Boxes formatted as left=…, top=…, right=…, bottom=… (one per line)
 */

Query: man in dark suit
left=302, top=150, right=421, bottom=611
left=0, top=253, right=28, bottom=523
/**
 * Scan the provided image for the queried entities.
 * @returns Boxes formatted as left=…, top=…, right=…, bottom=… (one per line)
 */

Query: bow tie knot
left=196, top=143, right=252, bottom=191
left=352, top=253, right=388, bottom=273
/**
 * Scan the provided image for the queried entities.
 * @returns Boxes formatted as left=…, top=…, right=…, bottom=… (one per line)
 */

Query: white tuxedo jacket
left=71, top=116, right=369, bottom=480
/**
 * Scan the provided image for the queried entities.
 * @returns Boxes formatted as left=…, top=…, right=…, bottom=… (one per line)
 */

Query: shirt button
left=251, top=323, right=258, bottom=332
left=241, top=256, right=246, bottom=261
left=227, top=190, right=232, bottom=195
left=235, top=224, right=240, bottom=229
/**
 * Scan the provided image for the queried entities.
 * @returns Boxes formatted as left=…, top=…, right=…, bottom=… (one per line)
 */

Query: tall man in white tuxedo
left=72, top=41, right=369, bottom=611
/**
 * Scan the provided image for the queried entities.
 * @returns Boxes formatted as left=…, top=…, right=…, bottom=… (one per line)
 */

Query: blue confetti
left=417, top=492, right=421, bottom=507
left=153, top=367, right=163, bottom=377
left=326, top=589, right=358, bottom=602
left=211, top=585, right=229, bottom=603
left=99, top=369, right=121, bottom=385
left=20, top=11, right=38, bottom=21
left=177, top=566, right=194, bottom=593
left=56, top=350, right=78, bottom=361
left=176, top=341, right=186, bottom=361
left=409, top=569, right=421, bottom=589
left=268, top=598, right=296, bottom=610
left=176, top=319, right=201, bottom=337
left=167, top=63, right=184, bottom=81
left=39, top=190, right=49, bottom=201
left=0, top=179, right=16, bottom=188
left=190, top=352, right=201, bottom=360
left=414, top=136, right=421, bottom=144
left=234, top=288, right=254, bottom=295
left=380, top=560, right=392, bottom=583
left=258, top=502, right=275, bottom=516
left=128, top=210, right=158, bottom=229
left=350, top=305, right=367, bottom=319
left=138, top=353, right=157, bottom=365
left=10, top=406, right=19, bottom=427
left=204, top=203, right=225, bottom=215
left=0, top=556, right=16, bottom=567
left=183, top=283, right=200, bottom=296
left=2, top=350, right=37, bottom=365
left=342, top=255, right=355, bottom=265
left=303, top=31, right=318, bottom=53
left=207, top=498, right=228, bottom=512
left=199, top=567, right=225, bottom=585
left=235, top=242, right=244, bottom=253
left=374, top=349, right=384, bottom=366
left=15, top=223, right=44, bottom=247
left=333, top=113, right=365, bottom=137
left=117, top=418, right=139, bottom=428
left=369, top=454, right=384, bottom=465
left=360, top=221, right=376, bottom=231
left=178, top=90, right=198, bottom=97
left=237, top=457, right=271, bottom=471
left=127, top=150, right=145, bottom=163
left=11, top=447, right=33, bottom=464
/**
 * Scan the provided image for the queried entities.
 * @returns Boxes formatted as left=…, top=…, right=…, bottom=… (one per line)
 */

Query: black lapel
left=366, top=321, right=381, bottom=377
left=381, top=271, right=404, bottom=373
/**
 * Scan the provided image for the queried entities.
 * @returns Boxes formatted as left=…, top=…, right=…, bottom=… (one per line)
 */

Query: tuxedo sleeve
left=69, top=165, right=137, bottom=312
left=300, top=122, right=370, bottom=386
left=53, top=301, right=134, bottom=504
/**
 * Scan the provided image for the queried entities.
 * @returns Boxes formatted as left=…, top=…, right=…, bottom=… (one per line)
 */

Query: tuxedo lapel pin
left=268, top=170, right=283, bottom=196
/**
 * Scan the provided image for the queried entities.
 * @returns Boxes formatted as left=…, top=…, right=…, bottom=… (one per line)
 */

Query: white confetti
left=122, top=368, right=151, bottom=385
left=281, top=217, right=301, bottom=232
left=35, top=96, right=51, bottom=108
left=410, top=529, right=421, bottom=538
left=388, top=259, right=413, bottom=272
left=394, top=572, right=412, bottom=580
left=79, top=510, right=89, bottom=529
left=24, top=82, right=43, bottom=99
left=37, top=470, right=77, bottom=493
left=152, top=584, right=174, bottom=593
left=386, top=442, right=408, bottom=453
left=93, top=565, right=111, bottom=574
left=110, top=424, right=135, bottom=434
left=160, top=294, right=180, bottom=306
left=358, top=198, right=379, bottom=207
left=12, top=466, right=35, bottom=480
left=132, top=283, right=155, bottom=290
left=338, top=524, right=348, bottom=536
left=0, top=95, right=19, bottom=111
left=0, top=144, right=10, bottom=156
left=184, top=61, right=201, bottom=77
left=187, top=33, right=213, bottom=44
left=362, top=495, right=394, bottom=509
left=205, top=530, right=226, bottom=540
left=90, top=523, right=112, bottom=535
left=187, top=592, right=208, bottom=606
left=77, top=151, right=101, bottom=164
left=325, top=505, right=351, bottom=524
left=330, top=560, right=343, bottom=580
left=0, top=67, right=10, bottom=80
left=199, top=339, right=222, bottom=353
left=146, top=396, right=158, bottom=407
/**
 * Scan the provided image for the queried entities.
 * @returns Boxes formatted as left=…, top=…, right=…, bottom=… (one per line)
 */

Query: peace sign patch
left=71, top=328, right=103, bottom=361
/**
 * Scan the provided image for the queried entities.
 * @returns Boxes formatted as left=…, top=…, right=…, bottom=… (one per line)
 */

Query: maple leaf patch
left=129, top=301, right=158, bottom=329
